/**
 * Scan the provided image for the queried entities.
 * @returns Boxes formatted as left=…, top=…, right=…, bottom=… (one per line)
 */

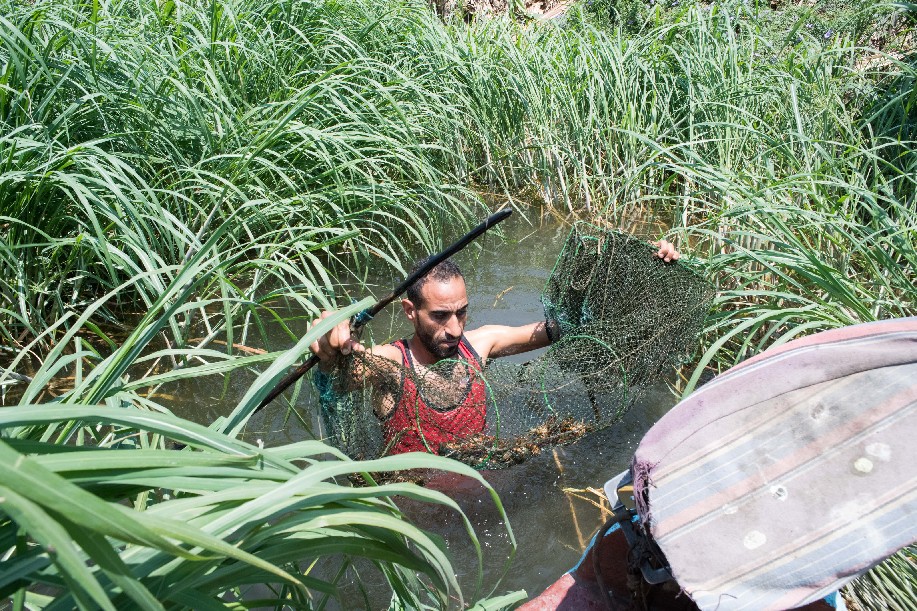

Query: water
left=393, top=385, right=676, bottom=602
left=168, top=209, right=680, bottom=604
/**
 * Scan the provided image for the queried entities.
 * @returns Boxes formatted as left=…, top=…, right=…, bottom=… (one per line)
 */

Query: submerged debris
left=347, top=416, right=594, bottom=486
left=440, top=416, right=593, bottom=469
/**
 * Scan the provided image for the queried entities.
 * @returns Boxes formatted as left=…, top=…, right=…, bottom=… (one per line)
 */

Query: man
left=310, top=240, right=681, bottom=455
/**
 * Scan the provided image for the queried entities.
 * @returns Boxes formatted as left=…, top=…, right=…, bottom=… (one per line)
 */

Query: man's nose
left=445, top=315, right=462, bottom=338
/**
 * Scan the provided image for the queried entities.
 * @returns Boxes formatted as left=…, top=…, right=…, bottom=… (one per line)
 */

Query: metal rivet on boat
left=854, top=457, right=874, bottom=473
left=743, top=530, right=767, bottom=550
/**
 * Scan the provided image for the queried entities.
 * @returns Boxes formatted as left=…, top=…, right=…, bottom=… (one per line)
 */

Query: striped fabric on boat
left=631, top=318, right=917, bottom=610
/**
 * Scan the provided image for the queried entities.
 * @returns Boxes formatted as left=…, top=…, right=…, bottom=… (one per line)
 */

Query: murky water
left=168, top=209, right=679, bottom=604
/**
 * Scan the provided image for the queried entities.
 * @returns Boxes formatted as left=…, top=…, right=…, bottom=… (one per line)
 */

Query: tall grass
left=1, top=408, right=521, bottom=609
left=341, top=0, right=916, bottom=368
left=0, top=0, right=478, bottom=359
left=1, top=257, right=522, bottom=608
left=2, top=0, right=915, bottom=606
left=6, top=0, right=911, bottom=365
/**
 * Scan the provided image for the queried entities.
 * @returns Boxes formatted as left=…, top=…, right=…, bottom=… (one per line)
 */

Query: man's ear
left=402, top=298, right=417, bottom=322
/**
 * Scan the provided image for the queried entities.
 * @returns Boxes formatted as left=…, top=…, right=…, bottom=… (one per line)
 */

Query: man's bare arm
left=465, top=321, right=552, bottom=362
left=467, top=239, right=681, bottom=362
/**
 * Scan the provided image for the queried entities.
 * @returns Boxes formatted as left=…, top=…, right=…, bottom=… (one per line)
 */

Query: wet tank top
left=382, top=337, right=487, bottom=455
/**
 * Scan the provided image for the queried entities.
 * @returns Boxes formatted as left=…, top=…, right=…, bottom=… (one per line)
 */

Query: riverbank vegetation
left=2, top=0, right=915, bottom=607
left=3, top=0, right=914, bottom=368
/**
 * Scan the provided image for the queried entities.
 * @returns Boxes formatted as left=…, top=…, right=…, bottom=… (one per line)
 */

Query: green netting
left=316, top=222, right=714, bottom=471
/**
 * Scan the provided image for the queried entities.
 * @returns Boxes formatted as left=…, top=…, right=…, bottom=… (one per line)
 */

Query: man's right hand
left=309, top=311, right=364, bottom=371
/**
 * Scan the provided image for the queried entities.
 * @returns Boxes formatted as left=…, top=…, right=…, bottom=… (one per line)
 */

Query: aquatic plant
left=0, top=0, right=478, bottom=357
left=844, top=545, right=916, bottom=611
left=1, top=409, right=519, bottom=609
left=1, top=258, right=521, bottom=609
left=2, top=0, right=915, bottom=606
left=4, top=0, right=913, bottom=368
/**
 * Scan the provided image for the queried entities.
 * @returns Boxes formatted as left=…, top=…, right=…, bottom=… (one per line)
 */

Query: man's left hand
left=652, top=239, right=681, bottom=263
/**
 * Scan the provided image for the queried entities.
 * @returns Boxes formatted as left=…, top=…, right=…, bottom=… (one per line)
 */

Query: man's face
left=403, top=276, right=468, bottom=360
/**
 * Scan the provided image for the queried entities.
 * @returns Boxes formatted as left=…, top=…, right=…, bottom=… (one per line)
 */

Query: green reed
left=1, top=258, right=522, bottom=609
left=374, top=0, right=915, bottom=373
left=6, top=0, right=910, bottom=363
left=2, top=0, right=914, bottom=607
left=0, top=0, right=478, bottom=357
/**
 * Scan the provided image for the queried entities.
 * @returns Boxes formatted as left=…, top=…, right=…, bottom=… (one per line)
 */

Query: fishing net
left=315, top=222, right=714, bottom=471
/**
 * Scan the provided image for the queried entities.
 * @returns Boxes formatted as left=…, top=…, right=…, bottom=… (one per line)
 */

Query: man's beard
left=417, top=326, right=460, bottom=360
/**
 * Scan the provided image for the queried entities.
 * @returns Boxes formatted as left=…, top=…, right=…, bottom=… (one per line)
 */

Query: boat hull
left=521, top=521, right=838, bottom=611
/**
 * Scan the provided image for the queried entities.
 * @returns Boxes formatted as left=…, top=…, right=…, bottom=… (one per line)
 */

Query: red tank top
left=382, top=337, right=487, bottom=455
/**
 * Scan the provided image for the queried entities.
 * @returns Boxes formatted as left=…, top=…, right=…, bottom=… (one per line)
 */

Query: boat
left=524, top=318, right=917, bottom=610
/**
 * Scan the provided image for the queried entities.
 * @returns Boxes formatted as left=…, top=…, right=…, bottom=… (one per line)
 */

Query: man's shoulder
left=367, top=342, right=403, bottom=363
left=464, top=326, right=503, bottom=360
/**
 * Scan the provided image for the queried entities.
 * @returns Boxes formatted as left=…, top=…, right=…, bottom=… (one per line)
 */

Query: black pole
left=256, top=208, right=513, bottom=411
